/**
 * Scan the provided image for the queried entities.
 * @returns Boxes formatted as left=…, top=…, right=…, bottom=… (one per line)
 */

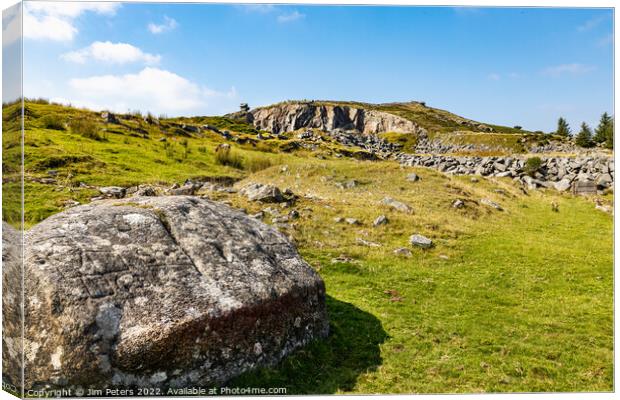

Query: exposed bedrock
left=250, top=103, right=424, bottom=135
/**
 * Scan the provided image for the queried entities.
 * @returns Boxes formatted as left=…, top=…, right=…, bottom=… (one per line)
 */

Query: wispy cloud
left=542, top=63, right=595, bottom=77
left=487, top=72, right=520, bottom=81
left=62, top=41, right=161, bottom=65
left=237, top=4, right=276, bottom=14
left=277, top=10, right=305, bottom=23
left=148, top=16, right=178, bottom=34
left=23, top=2, right=119, bottom=41
left=597, top=33, right=613, bottom=47
left=577, top=16, right=607, bottom=32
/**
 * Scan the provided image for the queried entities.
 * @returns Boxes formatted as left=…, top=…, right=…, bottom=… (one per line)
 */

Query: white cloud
left=542, top=63, right=596, bottom=77
left=148, top=16, right=178, bottom=34
left=577, top=16, right=606, bottom=32
left=487, top=73, right=500, bottom=81
left=277, top=11, right=305, bottom=23
left=67, top=67, right=237, bottom=115
left=24, top=2, right=120, bottom=41
left=62, top=41, right=161, bottom=65
left=2, top=4, right=21, bottom=46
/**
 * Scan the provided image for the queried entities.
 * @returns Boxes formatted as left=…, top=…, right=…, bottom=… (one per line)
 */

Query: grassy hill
left=255, top=99, right=537, bottom=135
left=1, top=99, right=613, bottom=393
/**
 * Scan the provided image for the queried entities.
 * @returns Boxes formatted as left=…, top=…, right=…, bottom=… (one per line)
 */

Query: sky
left=2, top=2, right=614, bottom=132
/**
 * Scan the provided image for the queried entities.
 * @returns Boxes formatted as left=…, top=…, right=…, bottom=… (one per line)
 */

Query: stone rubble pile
left=396, top=153, right=614, bottom=191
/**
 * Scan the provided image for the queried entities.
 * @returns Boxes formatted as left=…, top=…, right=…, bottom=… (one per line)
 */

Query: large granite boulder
left=15, top=196, right=328, bottom=391
left=3, top=222, right=23, bottom=393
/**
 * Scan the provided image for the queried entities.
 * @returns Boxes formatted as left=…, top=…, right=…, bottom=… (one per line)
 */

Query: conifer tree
left=594, top=112, right=613, bottom=143
left=556, top=117, right=571, bottom=137
left=575, top=122, right=594, bottom=148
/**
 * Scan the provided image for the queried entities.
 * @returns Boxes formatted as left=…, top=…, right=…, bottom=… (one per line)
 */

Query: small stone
left=480, top=198, right=503, bottom=211
left=333, top=217, right=344, bottom=223
left=99, top=186, right=126, bottom=199
left=452, top=199, right=465, bottom=209
left=393, top=247, right=412, bottom=257
left=381, top=197, right=413, bottom=214
left=240, top=183, right=284, bottom=203
left=406, top=173, right=420, bottom=182
left=470, top=177, right=479, bottom=183
left=345, top=218, right=361, bottom=225
left=288, top=210, right=300, bottom=219
left=355, top=238, right=381, bottom=247
left=410, top=234, right=433, bottom=249
left=373, top=215, right=388, bottom=226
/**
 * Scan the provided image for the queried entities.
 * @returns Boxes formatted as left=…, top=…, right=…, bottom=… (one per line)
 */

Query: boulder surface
left=15, top=196, right=328, bottom=391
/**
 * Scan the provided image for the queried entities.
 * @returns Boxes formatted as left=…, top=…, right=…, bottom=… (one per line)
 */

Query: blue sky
left=5, top=3, right=614, bottom=132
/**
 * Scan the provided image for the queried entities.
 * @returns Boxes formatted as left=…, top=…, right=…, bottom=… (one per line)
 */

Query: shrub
left=524, top=157, right=542, bottom=176
left=40, top=114, right=65, bottom=130
left=513, top=125, right=522, bottom=130
left=68, top=118, right=102, bottom=140
left=197, top=146, right=207, bottom=154
left=214, top=145, right=243, bottom=169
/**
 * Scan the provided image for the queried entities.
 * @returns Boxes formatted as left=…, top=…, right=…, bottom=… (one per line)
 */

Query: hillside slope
left=243, top=100, right=530, bottom=135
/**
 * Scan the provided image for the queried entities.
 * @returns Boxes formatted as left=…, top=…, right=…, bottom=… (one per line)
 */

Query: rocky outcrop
left=15, top=196, right=328, bottom=391
left=250, top=102, right=424, bottom=135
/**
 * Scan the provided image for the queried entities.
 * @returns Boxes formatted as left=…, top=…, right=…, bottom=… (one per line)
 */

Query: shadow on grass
left=229, top=295, right=388, bottom=394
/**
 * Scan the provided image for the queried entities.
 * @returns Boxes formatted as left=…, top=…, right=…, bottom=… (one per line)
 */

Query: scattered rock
left=381, top=197, right=413, bottom=214
left=16, top=196, right=329, bottom=390
left=409, top=234, right=433, bottom=249
left=99, top=186, right=126, bottom=199
left=62, top=199, right=80, bottom=208
left=331, top=254, right=355, bottom=264
left=134, top=185, right=157, bottom=197
left=480, top=198, right=503, bottom=211
left=101, top=111, right=119, bottom=124
left=240, top=183, right=285, bottom=203
left=288, top=210, right=300, bottom=219
left=393, top=247, right=413, bottom=257
left=406, top=173, right=420, bottom=182
left=373, top=215, right=388, bottom=226
left=168, top=183, right=199, bottom=196
left=452, top=199, right=465, bottom=209
left=356, top=238, right=381, bottom=247
left=345, top=218, right=361, bottom=225
left=333, top=217, right=344, bottom=223
left=335, top=179, right=359, bottom=189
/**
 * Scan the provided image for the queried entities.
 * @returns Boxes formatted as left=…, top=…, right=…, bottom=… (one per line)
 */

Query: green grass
left=227, top=160, right=612, bottom=394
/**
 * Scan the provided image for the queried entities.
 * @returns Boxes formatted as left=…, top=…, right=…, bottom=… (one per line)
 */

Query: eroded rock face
left=251, top=103, right=423, bottom=135
left=17, top=196, right=328, bottom=391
